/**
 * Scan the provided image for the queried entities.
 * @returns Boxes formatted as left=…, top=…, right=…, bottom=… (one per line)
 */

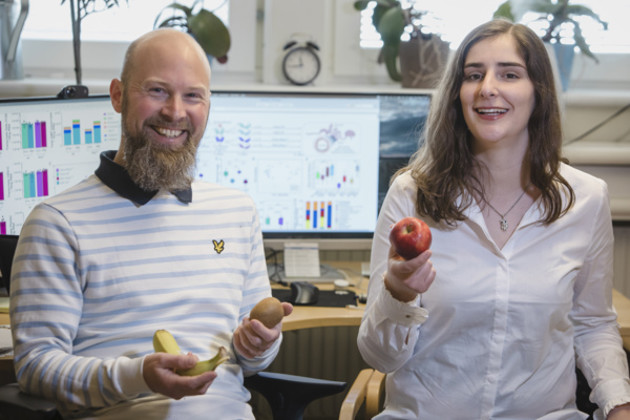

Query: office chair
left=0, top=234, right=19, bottom=294
left=339, top=357, right=630, bottom=420
left=0, top=234, right=347, bottom=420
left=245, top=371, right=346, bottom=420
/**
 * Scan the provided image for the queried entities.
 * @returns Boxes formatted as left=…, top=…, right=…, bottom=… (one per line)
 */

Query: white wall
left=1, top=0, right=629, bottom=219
left=4, top=0, right=630, bottom=93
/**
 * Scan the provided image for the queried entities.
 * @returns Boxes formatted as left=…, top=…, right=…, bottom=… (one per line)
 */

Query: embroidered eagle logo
left=213, top=239, right=225, bottom=254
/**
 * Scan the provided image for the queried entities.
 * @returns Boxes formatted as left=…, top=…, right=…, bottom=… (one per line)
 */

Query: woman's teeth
left=476, top=108, right=507, bottom=115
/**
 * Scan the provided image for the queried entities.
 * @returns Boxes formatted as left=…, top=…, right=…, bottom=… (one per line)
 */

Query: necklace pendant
left=500, top=218, right=508, bottom=231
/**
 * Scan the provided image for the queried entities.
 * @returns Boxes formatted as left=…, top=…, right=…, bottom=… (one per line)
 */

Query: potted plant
left=493, top=0, right=607, bottom=90
left=353, top=0, right=449, bottom=87
left=61, top=0, right=129, bottom=86
left=154, top=1, right=230, bottom=64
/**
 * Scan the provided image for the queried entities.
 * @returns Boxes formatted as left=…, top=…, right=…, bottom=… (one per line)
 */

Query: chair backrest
left=0, top=234, right=19, bottom=294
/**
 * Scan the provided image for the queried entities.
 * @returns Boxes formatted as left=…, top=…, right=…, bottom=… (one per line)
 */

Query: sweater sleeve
left=234, top=204, right=282, bottom=376
left=10, top=203, right=151, bottom=411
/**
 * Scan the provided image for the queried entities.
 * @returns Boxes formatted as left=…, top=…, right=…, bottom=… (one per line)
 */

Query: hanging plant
left=154, top=0, right=231, bottom=64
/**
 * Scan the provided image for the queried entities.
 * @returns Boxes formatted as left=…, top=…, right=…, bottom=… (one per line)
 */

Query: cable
left=265, top=248, right=287, bottom=285
left=564, top=102, right=630, bottom=146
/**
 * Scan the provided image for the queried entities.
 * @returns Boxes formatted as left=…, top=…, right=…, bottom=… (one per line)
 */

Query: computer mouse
left=289, top=281, right=319, bottom=306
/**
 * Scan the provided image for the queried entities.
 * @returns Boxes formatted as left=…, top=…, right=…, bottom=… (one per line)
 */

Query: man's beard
left=122, top=117, right=199, bottom=192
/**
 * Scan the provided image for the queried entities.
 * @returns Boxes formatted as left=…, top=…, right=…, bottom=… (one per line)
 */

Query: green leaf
left=353, top=0, right=371, bottom=11
left=382, top=44, right=401, bottom=82
left=572, top=22, right=598, bottom=63
left=565, top=5, right=608, bottom=30
left=493, top=1, right=515, bottom=21
left=188, top=9, right=231, bottom=58
left=377, top=7, right=405, bottom=45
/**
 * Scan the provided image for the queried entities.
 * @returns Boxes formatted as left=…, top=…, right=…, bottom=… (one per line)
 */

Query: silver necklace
left=482, top=185, right=530, bottom=232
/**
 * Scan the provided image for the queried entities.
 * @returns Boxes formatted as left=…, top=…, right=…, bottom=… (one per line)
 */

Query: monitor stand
left=267, top=263, right=346, bottom=284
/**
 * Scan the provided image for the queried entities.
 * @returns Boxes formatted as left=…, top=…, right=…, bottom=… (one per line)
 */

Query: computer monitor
left=0, top=95, right=121, bottom=235
left=201, top=91, right=431, bottom=250
left=0, top=90, right=431, bottom=251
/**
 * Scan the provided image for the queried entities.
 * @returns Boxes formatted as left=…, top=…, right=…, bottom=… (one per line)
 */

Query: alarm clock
left=282, top=40, right=321, bottom=86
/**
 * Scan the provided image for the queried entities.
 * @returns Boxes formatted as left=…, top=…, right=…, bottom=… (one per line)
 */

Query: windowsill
left=3, top=76, right=630, bottom=103
left=0, top=77, right=111, bottom=98
left=564, top=88, right=630, bottom=106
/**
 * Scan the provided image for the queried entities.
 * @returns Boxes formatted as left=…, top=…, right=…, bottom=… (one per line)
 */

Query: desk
left=1, top=270, right=629, bottom=382
left=282, top=262, right=630, bottom=351
left=277, top=261, right=367, bottom=331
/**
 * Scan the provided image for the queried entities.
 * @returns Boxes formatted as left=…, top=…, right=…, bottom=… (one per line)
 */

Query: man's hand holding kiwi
left=233, top=297, right=293, bottom=359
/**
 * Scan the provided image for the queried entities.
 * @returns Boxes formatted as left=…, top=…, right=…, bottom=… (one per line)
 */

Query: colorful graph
left=0, top=172, right=4, bottom=200
left=312, top=161, right=358, bottom=192
left=263, top=215, right=284, bottom=227
left=305, top=201, right=332, bottom=229
left=64, top=120, right=102, bottom=145
left=21, top=121, right=47, bottom=149
left=0, top=220, right=6, bottom=235
left=22, top=169, right=49, bottom=198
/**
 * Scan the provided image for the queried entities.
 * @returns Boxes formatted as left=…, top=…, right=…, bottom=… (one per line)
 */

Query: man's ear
left=109, top=79, right=123, bottom=113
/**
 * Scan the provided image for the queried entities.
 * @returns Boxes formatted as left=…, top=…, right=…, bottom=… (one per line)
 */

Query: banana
left=177, top=346, right=229, bottom=376
left=152, top=329, right=229, bottom=376
left=153, top=329, right=182, bottom=354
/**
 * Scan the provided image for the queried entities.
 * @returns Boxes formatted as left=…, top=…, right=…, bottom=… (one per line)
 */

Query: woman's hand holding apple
left=385, top=216, right=436, bottom=303
left=385, top=246, right=436, bottom=302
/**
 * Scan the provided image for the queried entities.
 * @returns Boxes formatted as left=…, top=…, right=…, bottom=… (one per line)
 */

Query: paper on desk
left=284, top=242, right=321, bottom=278
left=0, top=325, right=12, bottom=357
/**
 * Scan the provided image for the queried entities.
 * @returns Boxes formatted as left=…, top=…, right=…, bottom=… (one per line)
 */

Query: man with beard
left=9, top=29, right=292, bottom=419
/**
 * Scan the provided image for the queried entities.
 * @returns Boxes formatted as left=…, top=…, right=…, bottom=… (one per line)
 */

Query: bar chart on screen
left=0, top=96, right=121, bottom=235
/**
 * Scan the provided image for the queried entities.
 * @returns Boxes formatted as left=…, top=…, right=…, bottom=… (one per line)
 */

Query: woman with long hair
left=358, top=19, right=630, bottom=419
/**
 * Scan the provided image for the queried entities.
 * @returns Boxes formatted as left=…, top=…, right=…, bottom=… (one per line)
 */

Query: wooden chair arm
left=365, top=370, right=386, bottom=418
left=339, top=368, right=374, bottom=420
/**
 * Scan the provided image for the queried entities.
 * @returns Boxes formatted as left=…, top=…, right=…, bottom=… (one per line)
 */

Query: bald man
left=10, top=29, right=292, bottom=419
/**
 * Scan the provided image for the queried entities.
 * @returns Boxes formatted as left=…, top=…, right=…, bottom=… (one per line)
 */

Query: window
left=22, top=0, right=229, bottom=42
left=359, top=0, right=630, bottom=54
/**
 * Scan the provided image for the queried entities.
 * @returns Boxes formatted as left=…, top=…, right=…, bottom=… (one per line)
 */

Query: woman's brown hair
left=401, top=19, right=574, bottom=226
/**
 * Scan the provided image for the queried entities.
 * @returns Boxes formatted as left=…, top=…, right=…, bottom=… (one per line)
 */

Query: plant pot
left=399, top=34, right=450, bottom=89
left=551, top=43, right=575, bottom=92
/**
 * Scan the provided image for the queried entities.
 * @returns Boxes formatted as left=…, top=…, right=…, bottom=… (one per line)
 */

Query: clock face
left=282, top=46, right=321, bottom=86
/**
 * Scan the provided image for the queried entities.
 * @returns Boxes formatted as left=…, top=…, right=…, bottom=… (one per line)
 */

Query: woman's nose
left=479, top=74, right=498, bottom=98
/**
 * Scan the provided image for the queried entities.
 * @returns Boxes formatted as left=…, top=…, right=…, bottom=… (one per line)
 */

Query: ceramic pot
left=399, top=34, right=450, bottom=89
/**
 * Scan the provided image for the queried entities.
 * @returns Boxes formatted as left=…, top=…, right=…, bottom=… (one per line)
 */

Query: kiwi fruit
left=250, top=297, right=284, bottom=328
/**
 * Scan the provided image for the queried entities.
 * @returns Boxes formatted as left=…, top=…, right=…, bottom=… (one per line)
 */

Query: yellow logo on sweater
left=213, top=239, right=225, bottom=254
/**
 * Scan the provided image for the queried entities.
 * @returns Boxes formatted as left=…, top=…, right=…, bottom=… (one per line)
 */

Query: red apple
left=389, top=217, right=432, bottom=260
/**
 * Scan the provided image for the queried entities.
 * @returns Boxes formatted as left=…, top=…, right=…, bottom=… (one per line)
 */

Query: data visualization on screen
left=195, top=93, right=381, bottom=235
left=0, top=90, right=430, bottom=240
left=0, top=96, right=120, bottom=235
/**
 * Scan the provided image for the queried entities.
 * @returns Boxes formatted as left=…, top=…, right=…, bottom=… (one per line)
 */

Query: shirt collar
left=94, top=150, right=192, bottom=205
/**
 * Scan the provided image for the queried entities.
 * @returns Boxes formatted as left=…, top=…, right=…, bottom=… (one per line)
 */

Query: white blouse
left=358, top=164, right=630, bottom=419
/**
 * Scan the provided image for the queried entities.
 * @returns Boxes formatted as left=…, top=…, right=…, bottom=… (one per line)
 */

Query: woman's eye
left=464, top=73, right=482, bottom=81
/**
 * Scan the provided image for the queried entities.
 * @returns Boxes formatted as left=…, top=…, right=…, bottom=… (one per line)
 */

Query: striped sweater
left=9, top=152, right=278, bottom=419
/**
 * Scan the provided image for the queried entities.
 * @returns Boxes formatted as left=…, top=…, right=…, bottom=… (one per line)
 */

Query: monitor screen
left=0, top=90, right=431, bottom=248
left=0, top=95, right=121, bottom=235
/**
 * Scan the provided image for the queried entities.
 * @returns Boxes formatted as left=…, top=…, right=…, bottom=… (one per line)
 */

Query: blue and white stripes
left=10, top=175, right=277, bottom=418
